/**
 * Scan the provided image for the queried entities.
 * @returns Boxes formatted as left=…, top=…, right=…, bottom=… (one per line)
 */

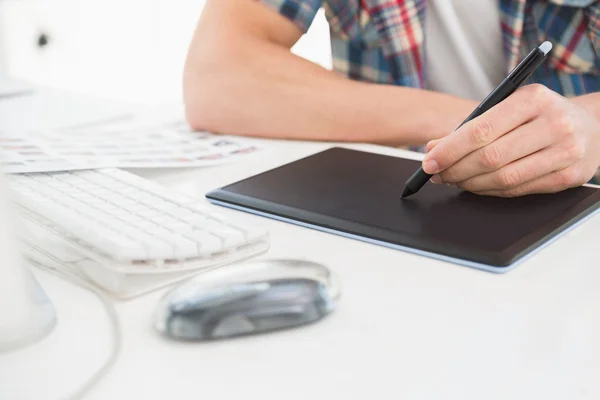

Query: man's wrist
left=572, top=93, right=600, bottom=172
left=420, top=95, right=478, bottom=143
left=572, top=93, right=600, bottom=122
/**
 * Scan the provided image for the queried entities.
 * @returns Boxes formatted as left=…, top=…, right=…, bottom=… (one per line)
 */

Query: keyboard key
left=209, top=226, right=246, bottom=247
left=165, top=222, right=194, bottom=234
left=168, top=235, right=199, bottom=259
left=185, top=231, right=222, bottom=254
left=165, top=207, right=194, bottom=219
left=135, top=206, right=161, bottom=218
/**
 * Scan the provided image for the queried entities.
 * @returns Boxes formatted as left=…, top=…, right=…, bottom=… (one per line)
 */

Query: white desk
left=2, top=140, right=600, bottom=400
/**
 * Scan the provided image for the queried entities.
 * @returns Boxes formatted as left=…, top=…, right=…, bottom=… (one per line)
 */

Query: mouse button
left=166, top=281, right=271, bottom=311
left=200, top=259, right=330, bottom=286
left=273, top=262, right=341, bottom=303
left=262, top=260, right=331, bottom=281
left=234, top=279, right=318, bottom=310
left=182, top=259, right=340, bottom=300
left=211, top=314, right=256, bottom=339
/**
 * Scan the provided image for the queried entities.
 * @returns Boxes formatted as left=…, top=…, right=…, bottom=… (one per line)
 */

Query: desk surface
left=2, top=140, right=600, bottom=400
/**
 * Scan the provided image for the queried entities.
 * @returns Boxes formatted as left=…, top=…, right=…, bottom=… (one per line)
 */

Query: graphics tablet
left=206, top=147, right=600, bottom=272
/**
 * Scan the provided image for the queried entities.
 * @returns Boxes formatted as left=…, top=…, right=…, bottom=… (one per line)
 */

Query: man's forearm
left=184, top=31, right=476, bottom=146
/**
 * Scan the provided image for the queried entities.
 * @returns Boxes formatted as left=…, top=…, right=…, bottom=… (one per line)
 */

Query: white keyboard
left=8, top=169, right=269, bottom=277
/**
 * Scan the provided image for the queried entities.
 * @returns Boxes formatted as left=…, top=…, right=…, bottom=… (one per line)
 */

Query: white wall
left=0, top=0, right=331, bottom=105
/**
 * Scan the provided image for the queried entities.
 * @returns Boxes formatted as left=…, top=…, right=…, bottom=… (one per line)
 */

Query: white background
left=0, top=0, right=332, bottom=104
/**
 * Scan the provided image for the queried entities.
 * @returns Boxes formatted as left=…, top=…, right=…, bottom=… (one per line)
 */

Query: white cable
left=28, top=256, right=121, bottom=400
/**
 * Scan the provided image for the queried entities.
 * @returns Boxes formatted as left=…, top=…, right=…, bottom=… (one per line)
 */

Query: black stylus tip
left=401, top=186, right=415, bottom=199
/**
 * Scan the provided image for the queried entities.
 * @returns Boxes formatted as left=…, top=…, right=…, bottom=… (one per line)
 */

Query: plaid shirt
left=259, top=0, right=600, bottom=97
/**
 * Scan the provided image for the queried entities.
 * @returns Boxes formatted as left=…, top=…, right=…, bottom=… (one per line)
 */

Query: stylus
left=401, top=41, right=553, bottom=199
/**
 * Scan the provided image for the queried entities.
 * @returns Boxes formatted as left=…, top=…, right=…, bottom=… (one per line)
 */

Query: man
left=184, top=0, right=600, bottom=197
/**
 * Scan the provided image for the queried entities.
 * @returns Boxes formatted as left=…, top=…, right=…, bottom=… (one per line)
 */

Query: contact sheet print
left=0, top=119, right=261, bottom=174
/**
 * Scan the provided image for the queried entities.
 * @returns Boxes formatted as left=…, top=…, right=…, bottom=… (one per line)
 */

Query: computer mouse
left=153, top=259, right=341, bottom=341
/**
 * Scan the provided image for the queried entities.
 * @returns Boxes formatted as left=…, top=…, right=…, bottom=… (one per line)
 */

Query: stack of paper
left=0, top=118, right=261, bottom=174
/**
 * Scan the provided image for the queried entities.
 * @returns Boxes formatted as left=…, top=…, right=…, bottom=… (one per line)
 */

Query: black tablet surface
left=206, top=147, right=600, bottom=272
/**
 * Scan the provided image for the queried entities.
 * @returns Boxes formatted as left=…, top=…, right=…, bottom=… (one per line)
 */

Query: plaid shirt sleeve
left=257, top=0, right=323, bottom=33
left=584, top=2, right=600, bottom=54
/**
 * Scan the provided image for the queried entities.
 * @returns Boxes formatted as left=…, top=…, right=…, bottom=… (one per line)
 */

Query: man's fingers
left=455, top=147, right=572, bottom=193
left=425, top=139, right=442, bottom=153
left=438, top=118, right=554, bottom=184
left=473, top=167, right=585, bottom=197
left=423, top=84, right=549, bottom=174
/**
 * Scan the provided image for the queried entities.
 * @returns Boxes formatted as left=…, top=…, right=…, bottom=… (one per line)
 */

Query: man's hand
left=422, top=84, right=600, bottom=197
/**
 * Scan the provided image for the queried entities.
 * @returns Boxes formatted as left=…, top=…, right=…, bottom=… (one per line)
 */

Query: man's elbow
left=183, top=63, right=226, bottom=133
left=184, top=93, right=215, bottom=133
left=184, top=105, right=210, bottom=133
